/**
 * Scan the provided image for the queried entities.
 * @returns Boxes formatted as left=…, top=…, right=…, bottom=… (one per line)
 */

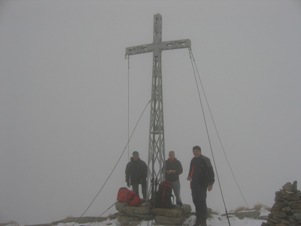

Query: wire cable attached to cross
left=72, top=99, right=151, bottom=226
left=188, top=48, right=253, bottom=226
left=188, top=49, right=249, bottom=208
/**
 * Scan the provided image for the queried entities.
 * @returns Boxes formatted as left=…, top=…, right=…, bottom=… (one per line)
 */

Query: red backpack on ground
left=117, top=187, right=142, bottom=207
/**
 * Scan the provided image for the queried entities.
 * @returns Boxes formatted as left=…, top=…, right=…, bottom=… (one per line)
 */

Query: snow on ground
left=56, top=214, right=265, bottom=226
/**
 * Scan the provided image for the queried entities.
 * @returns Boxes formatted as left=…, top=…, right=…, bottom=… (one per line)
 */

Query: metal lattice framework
left=125, top=14, right=191, bottom=200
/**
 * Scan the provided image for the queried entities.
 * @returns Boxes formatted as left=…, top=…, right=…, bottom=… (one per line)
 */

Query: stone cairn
left=262, top=181, right=301, bottom=226
left=115, top=202, right=191, bottom=225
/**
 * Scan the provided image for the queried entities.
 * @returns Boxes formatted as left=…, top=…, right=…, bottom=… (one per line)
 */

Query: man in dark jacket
left=187, top=145, right=215, bottom=226
left=165, top=150, right=183, bottom=206
left=125, top=151, right=147, bottom=200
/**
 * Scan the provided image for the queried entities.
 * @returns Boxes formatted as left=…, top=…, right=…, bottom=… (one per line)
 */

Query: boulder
left=154, top=215, right=184, bottom=225
left=115, top=202, right=191, bottom=225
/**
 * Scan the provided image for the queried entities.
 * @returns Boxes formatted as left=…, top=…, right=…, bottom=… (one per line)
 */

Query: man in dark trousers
left=125, top=151, right=147, bottom=200
left=187, top=145, right=215, bottom=226
left=165, top=150, right=183, bottom=206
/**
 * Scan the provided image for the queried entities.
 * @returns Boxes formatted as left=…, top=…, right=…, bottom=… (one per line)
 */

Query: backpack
left=154, top=180, right=174, bottom=208
left=117, top=187, right=142, bottom=207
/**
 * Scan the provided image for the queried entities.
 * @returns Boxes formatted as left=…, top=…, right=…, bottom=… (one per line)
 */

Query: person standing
left=187, top=145, right=215, bottom=226
left=165, top=150, right=183, bottom=206
left=125, top=151, right=147, bottom=200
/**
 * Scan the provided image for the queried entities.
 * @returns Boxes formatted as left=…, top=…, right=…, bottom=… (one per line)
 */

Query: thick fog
left=0, top=0, right=300, bottom=224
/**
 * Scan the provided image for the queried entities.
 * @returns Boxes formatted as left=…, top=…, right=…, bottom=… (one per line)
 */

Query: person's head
left=192, top=145, right=202, bottom=157
left=132, top=151, right=139, bottom=160
left=168, top=150, right=175, bottom=160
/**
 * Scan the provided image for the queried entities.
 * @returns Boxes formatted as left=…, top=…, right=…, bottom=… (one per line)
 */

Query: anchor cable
left=127, top=56, right=130, bottom=162
left=189, top=49, right=249, bottom=208
left=189, top=49, right=231, bottom=226
left=75, top=99, right=151, bottom=223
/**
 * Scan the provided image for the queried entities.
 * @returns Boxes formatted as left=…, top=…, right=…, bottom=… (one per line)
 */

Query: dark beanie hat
left=132, top=151, right=139, bottom=156
left=193, top=145, right=201, bottom=151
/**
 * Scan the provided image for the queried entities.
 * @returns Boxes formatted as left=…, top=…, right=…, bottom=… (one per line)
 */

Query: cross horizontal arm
left=126, top=43, right=154, bottom=56
left=160, top=39, right=191, bottom=51
left=126, top=39, right=191, bottom=57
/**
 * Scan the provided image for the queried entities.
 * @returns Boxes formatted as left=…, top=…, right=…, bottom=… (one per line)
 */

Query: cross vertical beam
left=125, top=14, right=191, bottom=200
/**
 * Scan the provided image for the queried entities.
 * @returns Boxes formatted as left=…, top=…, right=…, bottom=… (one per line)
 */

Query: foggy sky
left=1, top=0, right=301, bottom=224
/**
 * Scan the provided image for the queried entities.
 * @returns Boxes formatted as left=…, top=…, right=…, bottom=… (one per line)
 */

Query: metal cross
left=125, top=14, right=191, bottom=200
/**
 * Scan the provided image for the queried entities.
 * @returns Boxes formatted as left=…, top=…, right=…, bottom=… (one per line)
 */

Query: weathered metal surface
left=125, top=14, right=191, bottom=200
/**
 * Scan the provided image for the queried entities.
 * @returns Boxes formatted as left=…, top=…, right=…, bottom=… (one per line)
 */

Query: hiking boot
left=176, top=201, right=182, bottom=207
left=200, top=219, right=207, bottom=226
left=194, top=217, right=200, bottom=226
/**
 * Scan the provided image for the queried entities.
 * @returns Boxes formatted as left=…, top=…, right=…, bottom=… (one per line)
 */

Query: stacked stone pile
left=115, top=202, right=191, bottom=225
left=115, top=202, right=153, bottom=225
left=152, top=204, right=191, bottom=225
left=262, top=181, right=301, bottom=226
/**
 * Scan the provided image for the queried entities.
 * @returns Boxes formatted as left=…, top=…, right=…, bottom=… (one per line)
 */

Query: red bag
left=128, top=192, right=142, bottom=206
left=117, top=187, right=131, bottom=202
left=117, top=187, right=142, bottom=206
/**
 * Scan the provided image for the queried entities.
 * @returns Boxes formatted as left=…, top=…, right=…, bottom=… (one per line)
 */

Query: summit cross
left=125, top=14, right=191, bottom=200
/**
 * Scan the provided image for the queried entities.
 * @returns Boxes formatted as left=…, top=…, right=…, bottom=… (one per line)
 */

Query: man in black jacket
left=165, top=150, right=183, bottom=206
left=187, top=146, right=215, bottom=226
left=125, top=151, right=147, bottom=200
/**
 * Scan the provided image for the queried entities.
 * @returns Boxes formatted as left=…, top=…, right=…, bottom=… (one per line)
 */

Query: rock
left=152, top=204, right=191, bottom=218
left=115, top=202, right=191, bottom=225
left=293, top=213, right=301, bottom=221
left=154, top=215, right=184, bottom=225
left=232, top=210, right=261, bottom=219
left=117, top=213, right=140, bottom=225
left=262, top=181, right=301, bottom=226
left=115, top=202, right=152, bottom=219
left=282, top=182, right=294, bottom=194
left=293, top=181, right=298, bottom=192
left=152, top=208, right=183, bottom=218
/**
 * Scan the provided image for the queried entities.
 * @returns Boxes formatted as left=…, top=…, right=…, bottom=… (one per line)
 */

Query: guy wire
left=189, top=49, right=249, bottom=208
left=189, top=48, right=231, bottom=226
left=73, top=99, right=151, bottom=225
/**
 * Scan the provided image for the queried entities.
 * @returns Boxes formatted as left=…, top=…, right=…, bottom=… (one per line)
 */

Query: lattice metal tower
left=125, top=14, right=191, bottom=200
